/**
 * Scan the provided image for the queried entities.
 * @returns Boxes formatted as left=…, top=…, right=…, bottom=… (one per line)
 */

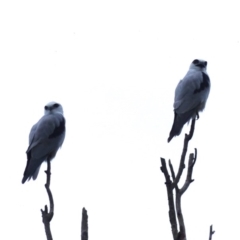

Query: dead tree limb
left=171, top=118, right=196, bottom=190
left=180, top=149, right=197, bottom=195
left=41, top=160, right=54, bottom=240
left=160, top=118, right=197, bottom=240
left=209, top=225, right=215, bottom=240
left=160, top=158, right=178, bottom=239
left=81, top=207, right=88, bottom=240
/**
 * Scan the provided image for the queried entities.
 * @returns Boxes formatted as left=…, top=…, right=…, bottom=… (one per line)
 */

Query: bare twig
left=81, top=207, right=88, bottom=240
left=209, top=225, right=215, bottom=240
left=160, top=158, right=178, bottom=239
left=41, top=160, right=54, bottom=240
left=180, top=149, right=197, bottom=195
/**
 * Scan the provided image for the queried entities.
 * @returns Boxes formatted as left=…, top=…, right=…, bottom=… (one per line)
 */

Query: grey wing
left=168, top=70, right=210, bottom=142
left=174, top=70, right=210, bottom=114
left=29, top=123, right=37, bottom=144
left=22, top=113, right=65, bottom=183
left=27, top=113, right=65, bottom=155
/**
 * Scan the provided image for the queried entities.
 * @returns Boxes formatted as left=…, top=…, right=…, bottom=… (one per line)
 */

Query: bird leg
left=195, top=112, right=199, bottom=120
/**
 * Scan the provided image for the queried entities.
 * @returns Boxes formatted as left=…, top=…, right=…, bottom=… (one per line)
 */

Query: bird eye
left=44, top=106, right=49, bottom=110
left=53, top=103, right=60, bottom=108
left=193, top=59, right=199, bottom=64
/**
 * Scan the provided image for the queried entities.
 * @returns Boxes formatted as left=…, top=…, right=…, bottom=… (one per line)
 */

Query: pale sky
left=0, top=0, right=239, bottom=239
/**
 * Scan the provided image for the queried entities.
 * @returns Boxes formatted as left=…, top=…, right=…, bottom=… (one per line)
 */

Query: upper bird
left=168, top=59, right=210, bottom=142
left=22, top=101, right=66, bottom=184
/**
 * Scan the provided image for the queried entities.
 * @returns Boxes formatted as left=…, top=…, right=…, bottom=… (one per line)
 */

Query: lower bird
left=168, top=59, right=211, bottom=142
left=22, top=101, right=66, bottom=184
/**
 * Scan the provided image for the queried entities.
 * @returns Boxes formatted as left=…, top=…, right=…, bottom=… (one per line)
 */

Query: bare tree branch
left=41, top=160, right=54, bottom=240
left=175, top=189, right=185, bottom=240
left=160, top=158, right=178, bottom=239
left=81, top=207, right=88, bottom=240
left=171, top=118, right=196, bottom=190
left=169, top=160, right=179, bottom=192
left=160, top=118, right=197, bottom=240
left=209, top=225, right=215, bottom=240
left=180, top=149, right=197, bottom=195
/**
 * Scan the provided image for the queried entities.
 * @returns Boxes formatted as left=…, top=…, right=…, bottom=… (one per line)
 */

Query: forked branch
left=160, top=158, right=178, bottom=238
left=160, top=118, right=197, bottom=240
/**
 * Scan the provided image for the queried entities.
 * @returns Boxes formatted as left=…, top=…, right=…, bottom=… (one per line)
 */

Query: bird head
left=190, top=59, right=207, bottom=72
left=44, top=101, right=64, bottom=115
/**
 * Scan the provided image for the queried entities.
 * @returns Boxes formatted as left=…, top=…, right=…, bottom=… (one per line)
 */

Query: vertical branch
left=175, top=192, right=185, bottom=240
left=81, top=207, right=88, bottom=240
left=160, top=158, right=178, bottom=239
left=209, top=225, right=215, bottom=240
left=180, top=150, right=197, bottom=195
left=169, top=160, right=187, bottom=240
left=160, top=118, right=197, bottom=240
left=161, top=117, right=215, bottom=239
left=176, top=148, right=197, bottom=240
left=41, top=159, right=54, bottom=240
left=171, top=118, right=196, bottom=190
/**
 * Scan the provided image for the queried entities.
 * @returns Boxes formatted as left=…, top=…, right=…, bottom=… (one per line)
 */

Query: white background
left=0, top=0, right=239, bottom=239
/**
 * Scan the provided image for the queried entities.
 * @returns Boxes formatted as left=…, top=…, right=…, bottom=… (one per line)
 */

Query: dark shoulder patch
left=194, top=72, right=210, bottom=94
left=49, top=117, right=65, bottom=139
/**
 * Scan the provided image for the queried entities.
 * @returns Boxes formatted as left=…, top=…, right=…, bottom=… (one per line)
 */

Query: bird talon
left=196, top=112, right=199, bottom=120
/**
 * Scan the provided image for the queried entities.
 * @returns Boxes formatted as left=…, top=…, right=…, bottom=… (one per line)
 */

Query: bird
left=22, top=101, right=66, bottom=184
left=168, top=59, right=210, bottom=142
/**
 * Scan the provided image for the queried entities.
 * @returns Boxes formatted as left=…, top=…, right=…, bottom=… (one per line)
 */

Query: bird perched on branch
left=22, top=102, right=66, bottom=183
left=168, top=59, right=210, bottom=142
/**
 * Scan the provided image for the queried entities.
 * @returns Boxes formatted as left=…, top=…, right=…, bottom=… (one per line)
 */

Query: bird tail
left=167, top=109, right=196, bottom=142
left=22, top=155, right=45, bottom=184
left=22, top=164, right=41, bottom=184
